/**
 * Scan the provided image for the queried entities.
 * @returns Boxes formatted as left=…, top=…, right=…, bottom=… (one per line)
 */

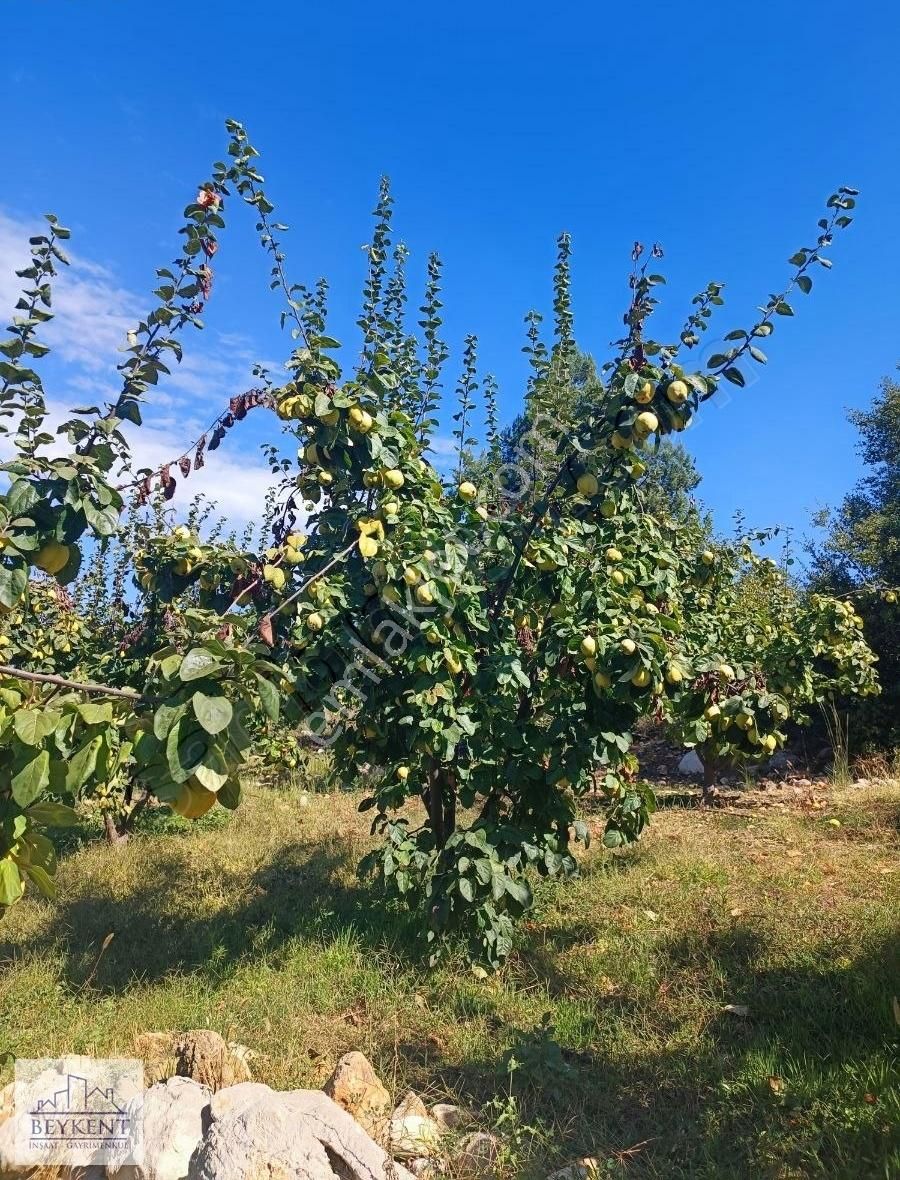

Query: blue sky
left=2, top=1, right=898, bottom=553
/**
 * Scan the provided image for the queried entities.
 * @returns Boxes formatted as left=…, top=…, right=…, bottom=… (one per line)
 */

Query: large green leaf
left=11, top=750, right=50, bottom=807
left=153, top=701, right=186, bottom=741
left=83, top=500, right=119, bottom=537
left=4, top=480, right=40, bottom=517
left=13, top=708, right=61, bottom=746
left=194, top=760, right=229, bottom=792
left=23, top=831, right=57, bottom=873
left=0, top=564, right=27, bottom=611
left=166, top=719, right=206, bottom=784
left=192, top=691, right=233, bottom=736
left=254, top=673, right=280, bottom=722
left=217, top=779, right=241, bottom=810
left=26, top=801, right=78, bottom=827
left=77, top=701, right=114, bottom=726
left=179, top=647, right=222, bottom=682
left=0, top=859, right=24, bottom=906
left=65, top=736, right=100, bottom=793
left=22, top=863, right=56, bottom=900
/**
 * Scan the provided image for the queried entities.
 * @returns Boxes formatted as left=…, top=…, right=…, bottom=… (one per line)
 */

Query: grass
left=0, top=781, right=898, bottom=1179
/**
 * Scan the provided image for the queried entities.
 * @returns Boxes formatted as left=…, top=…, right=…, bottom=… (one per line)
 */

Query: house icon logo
left=30, top=1072, right=130, bottom=1140
left=14, top=1057, right=144, bottom=1167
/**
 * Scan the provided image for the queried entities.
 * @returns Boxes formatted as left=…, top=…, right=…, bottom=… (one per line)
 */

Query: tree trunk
left=425, top=767, right=457, bottom=848
left=103, top=811, right=130, bottom=846
left=102, top=789, right=151, bottom=845
left=701, top=746, right=719, bottom=803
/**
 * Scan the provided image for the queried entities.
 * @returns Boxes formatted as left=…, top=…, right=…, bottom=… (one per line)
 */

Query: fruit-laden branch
left=489, top=461, right=572, bottom=621
left=0, top=664, right=146, bottom=701
left=488, top=239, right=664, bottom=619
left=256, top=540, right=358, bottom=638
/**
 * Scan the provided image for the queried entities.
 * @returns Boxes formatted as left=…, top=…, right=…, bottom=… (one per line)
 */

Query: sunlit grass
left=1, top=780, right=897, bottom=1178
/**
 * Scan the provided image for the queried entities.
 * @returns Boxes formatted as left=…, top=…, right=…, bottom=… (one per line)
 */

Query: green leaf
left=505, top=877, right=531, bottom=905
left=77, top=701, right=114, bottom=726
left=179, top=647, right=222, bottom=682
left=0, top=859, right=24, bottom=906
left=153, top=702, right=186, bottom=741
left=23, top=832, right=56, bottom=872
left=0, top=564, right=27, bottom=610
left=83, top=501, right=119, bottom=537
left=22, top=863, right=56, bottom=900
left=254, top=673, right=281, bottom=722
left=474, top=858, right=493, bottom=885
left=12, top=749, right=50, bottom=807
left=166, top=719, right=206, bottom=784
left=217, top=779, right=241, bottom=810
left=13, top=708, right=61, bottom=746
left=192, top=691, right=233, bottom=736
left=796, top=275, right=813, bottom=294
left=194, top=761, right=229, bottom=792
left=65, top=736, right=100, bottom=793
left=4, top=480, right=40, bottom=517
left=26, top=801, right=78, bottom=827
left=723, top=367, right=746, bottom=387
left=458, top=876, right=475, bottom=902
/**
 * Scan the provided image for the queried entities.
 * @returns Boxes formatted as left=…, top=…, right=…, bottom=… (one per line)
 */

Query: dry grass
left=0, top=779, right=897, bottom=1178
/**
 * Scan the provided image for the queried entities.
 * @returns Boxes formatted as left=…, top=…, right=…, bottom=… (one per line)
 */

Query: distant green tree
left=639, top=437, right=705, bottom=525
left=473, top=350, right=705, bottom=525
left=810, top=374, right=900, bottom=749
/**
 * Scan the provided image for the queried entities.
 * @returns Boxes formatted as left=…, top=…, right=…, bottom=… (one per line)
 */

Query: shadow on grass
left=435, top=925, right=900, bottom=1178
left=0, top=832, right=419, bottom=994
left=2, top=823, right=896, bottom=1177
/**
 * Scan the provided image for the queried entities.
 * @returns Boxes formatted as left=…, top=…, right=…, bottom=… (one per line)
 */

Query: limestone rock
left=430, top=1103, right=463, bottom=1131
left=110, top=1076, right=211, bottom=1180
left=175, top=1031, right=252, bottom=1091
left=387, top=1091, right=442, bottom=1160
left=453, top=1131, right=500, bottom=1178
left=188, top=1082, right=415, bottom=1180
left=392, top=1092, right=430, bottom=1121
left=134, top=1031, right=181, bottom=1085
left=134, top=1031, right=252, bottom=1091
left=408, top=1159, right=437, bottom=1178
left=547, top=1158, right=603, bottom=1180
left=677, top=750, right=704, bottom=776
left=323, top=1051, right=392, bottom=1141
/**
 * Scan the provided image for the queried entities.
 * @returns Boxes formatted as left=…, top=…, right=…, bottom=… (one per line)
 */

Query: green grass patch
left=0, top=783, right=897, bottom=1178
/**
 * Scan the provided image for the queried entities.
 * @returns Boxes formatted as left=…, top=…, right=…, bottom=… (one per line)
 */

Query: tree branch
left=0, top=665, right=145, bottom=701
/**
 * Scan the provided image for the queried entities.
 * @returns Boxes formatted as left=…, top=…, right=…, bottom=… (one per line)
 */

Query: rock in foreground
left=188, top=1082, right=415, bottom=1180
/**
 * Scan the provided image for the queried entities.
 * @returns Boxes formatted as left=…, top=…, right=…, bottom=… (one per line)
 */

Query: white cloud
left=0, top=209, right=139, bottom=372
left=117, top=420, right=283, bottom=526
left=0, top=208, right=282, bottom=524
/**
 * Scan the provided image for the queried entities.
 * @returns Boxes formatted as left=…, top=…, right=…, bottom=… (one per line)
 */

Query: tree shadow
left=437, top=924, right=900, bottom=1177
left=2, top=826, right=896, bottom=1176
left=0, top=834, right=420, bottom=995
